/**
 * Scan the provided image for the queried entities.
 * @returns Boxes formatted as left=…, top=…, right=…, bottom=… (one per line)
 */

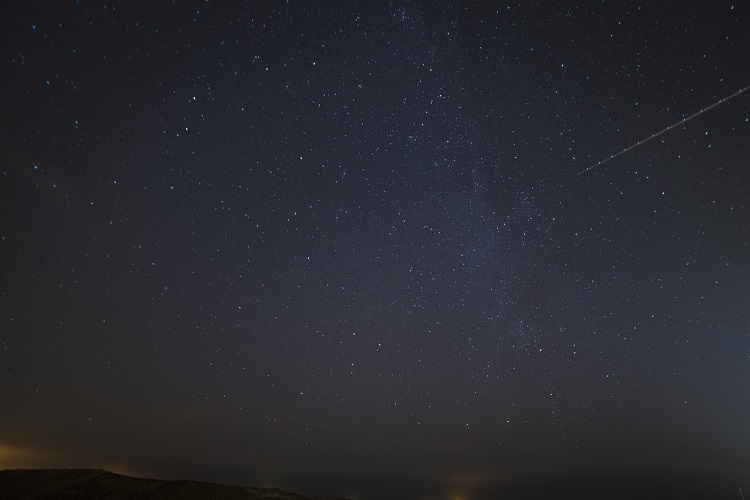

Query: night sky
left=1, top=2, right=749, bottom=499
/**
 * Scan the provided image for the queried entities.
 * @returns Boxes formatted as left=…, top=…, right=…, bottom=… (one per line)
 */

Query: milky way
left=1, top=2, right=749, bottom=499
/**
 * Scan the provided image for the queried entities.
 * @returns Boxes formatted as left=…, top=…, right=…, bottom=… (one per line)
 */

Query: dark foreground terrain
left=1, top=467, right=748, bottom=499
left=0, top=469, right=347, bottom=500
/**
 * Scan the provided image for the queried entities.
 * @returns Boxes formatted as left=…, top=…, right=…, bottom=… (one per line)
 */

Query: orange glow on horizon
left=0, top=442, right=138, bottom=478
left=0, top=444, right=52, bottom=470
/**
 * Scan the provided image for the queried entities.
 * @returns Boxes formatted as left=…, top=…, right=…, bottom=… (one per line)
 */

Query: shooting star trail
left=578, top=85, right=750, bottom=176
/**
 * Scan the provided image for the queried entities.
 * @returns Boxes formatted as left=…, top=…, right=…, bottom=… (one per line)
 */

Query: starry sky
left=1, top=2, right=749, bottom=499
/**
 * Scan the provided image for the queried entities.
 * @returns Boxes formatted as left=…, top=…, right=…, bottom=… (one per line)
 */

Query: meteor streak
left=578, top=85, right=750, bottom=175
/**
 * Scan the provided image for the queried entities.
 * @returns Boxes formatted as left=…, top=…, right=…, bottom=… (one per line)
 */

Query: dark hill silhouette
left=0, top=469, right=348, bottom=500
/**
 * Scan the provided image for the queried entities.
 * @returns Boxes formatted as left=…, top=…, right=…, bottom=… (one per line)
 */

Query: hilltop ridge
left=0, top=469, right=348, bottom=500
